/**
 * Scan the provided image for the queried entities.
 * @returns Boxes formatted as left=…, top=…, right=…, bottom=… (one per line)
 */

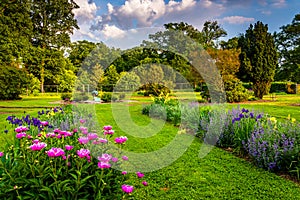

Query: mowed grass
left=0, top=94, right=300, bottom=198
left=95, top=103, right=300, bottom=199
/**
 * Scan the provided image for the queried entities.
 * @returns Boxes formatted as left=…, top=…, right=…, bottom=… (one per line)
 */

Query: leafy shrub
left=61, top=93, right=72, bottom=101
left=269, top=82, right=296, bottom=94
left=112, top=95, right=118, bottom=102
left=0, top=106, right=148, bottom=199
left=73, top=93, right=89, bottom=101
left=119, top=93, right=126, bottom=100
left=101, top=93, right=112, bottom=102
left=0, top=65, right=29, bottom=100
left=224, top=78, right=249, bottom=103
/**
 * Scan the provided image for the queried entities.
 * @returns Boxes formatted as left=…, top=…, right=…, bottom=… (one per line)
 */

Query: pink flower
left=111, top=157, right=118, bottom=162
left=62, top=155, right=70, bottom=160
left=0, top=152, right=4, bottom=157
left=98, top=153, right=112, bottom=163
left=29, top=142, right=47, bottom=151
left=46, top=132, right=56, bottom=138
left=47, top=147, right=65, bottom=157
left=79, top=119, right=86, bottom=124
left=37, top=133, right=42, bottom=137
left=104, top=130, right=114, bottom=135
left=121, top=185, right=134, bottom=193
left=27, top=135, right=33, bottom=139
left=122, top=156, right=128, bottom=161
left=87, top=133, right=98, bottom=140
left=41, top=121, right=49, bottom=126
left=103, top=125, right=112, bottom=131
left=15, top=126, right=28, bottom=133
left=54, top=129, right=61, bottom=134
left=73, top=128, right=78, bottom=133
left=65, top=145, right=74, bottom=151
left=16, top=132, right=26, bottom=139
left=77, top=148, right=90, bottom=158
left=56, top=135, right=62, bottom=139
left=78, top=137, right=89, bottom=144
left=59, top=131, right=73, bottom=137
left=92, top=138, right=108, bottom=144
left=79, top=126, right=88, bottom=134
left=114, top=136, right=128, bottom=144
left=136, top=172, right=144, bottom=178
left=98, top=162, right=111, bottom=169
left=122, top=171, right=127, bottom=175
left=32, top=139, right=39, bottom=144
left=142, top=181, right=148, bottom=186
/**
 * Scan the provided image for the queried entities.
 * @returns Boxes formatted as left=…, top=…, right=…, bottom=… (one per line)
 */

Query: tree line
left=0, top=1, right=299, bottom=101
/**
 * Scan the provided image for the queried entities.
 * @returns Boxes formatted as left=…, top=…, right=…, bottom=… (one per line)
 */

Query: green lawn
left=0, top=94, right=300, bottom=199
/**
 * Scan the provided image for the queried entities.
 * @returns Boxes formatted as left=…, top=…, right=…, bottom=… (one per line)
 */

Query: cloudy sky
left=71, top=0, right=299, bottom=49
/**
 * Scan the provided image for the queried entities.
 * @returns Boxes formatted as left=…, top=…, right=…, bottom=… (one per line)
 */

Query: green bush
left=269, top=82, right=296, bottom=94
left=0, top=65, right=29, bottom=100
left=224, top=79, right=249, bottom=103
left=61, top=93, right=72, bottom=101
left=101, top=93, right=112, bottom=102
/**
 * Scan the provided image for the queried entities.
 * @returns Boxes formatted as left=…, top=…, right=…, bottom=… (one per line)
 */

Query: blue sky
left=72, top=0, right=299, bottom=49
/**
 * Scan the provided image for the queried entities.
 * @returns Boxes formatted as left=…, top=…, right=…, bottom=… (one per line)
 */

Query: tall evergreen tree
left=238, top=21, right=278, bottom=99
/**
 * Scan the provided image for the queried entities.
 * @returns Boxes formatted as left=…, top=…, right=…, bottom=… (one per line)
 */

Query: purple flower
left=47, top=147, right=65, bottom=157
left=16, top=132, right=27, bottom=139
left=77, top=149, right=90, bottom=158
left=136, top=172, right=144, bottom=178
left=114, top=136, right=128, bottom=144
left=121, top=185, right=134, bottom=193
left=78, top=137, right=89, bottom=144
left=65, top=145, right=74, bottom=151
left=0, top=152, right=4, bottom=157
left=29, top=142, right=47, bottom=151
left=98, top=162, right=111, bottom=169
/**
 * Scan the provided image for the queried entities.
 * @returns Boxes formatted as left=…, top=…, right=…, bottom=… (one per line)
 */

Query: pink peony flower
left=79, top=119, right=86, bottom=124
left=15, top=126, right=28, bottom=133
left=16, top=132, right=26, bottom=139
left=122, top=171, right=127, bottom=175
left=0, top=152, right=4, bottom=157
left=122, top=156, right=128, bottom=161
left=103, top=125, right=112, bottom=131
left=65, top=145, right=74, bottom=151
left=87, top=133, right=98, bottom=140
left=98, top=153, right=112, bottom=163
left=114, top=136, right=128, bottom=144
left=111, top=157, right=118, bottom=162
left=32, top=139, right=39, bottom=144
left=47, top=147, right=65, bottom=157
left=54, top=129, right=61, bottom=134
left=77, top=148, right=90, bottom=158
left=136, top=172, right=144, bottom=178
left=142, top=181, right=148, bottom=186
left=41, top=121, right=49, bottom=126
left=121, top=185, right=134, bottom=193
left=27, top=135, right=33, bottom=139
left=62, top=155, right=70, bottom=160
left=37, top=133, right=42, bottom=137
left=78, top=137, right=89, bottom=144
left=73, top=128, right=78, bottom=133
left=46, top=132, right=56, bottom=138
left=29, top=142, right=47, bottom=151
left=98, top=162, right=111, bottom=169
left=59, top=131, right=73, bottom=137
left=104, top=130, right=114, bottom=135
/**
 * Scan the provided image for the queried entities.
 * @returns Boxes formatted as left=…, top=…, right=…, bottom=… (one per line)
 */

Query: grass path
left=95, top=103, right=300, bottom=199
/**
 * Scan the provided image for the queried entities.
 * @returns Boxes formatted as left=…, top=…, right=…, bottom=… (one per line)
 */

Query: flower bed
left=0, top=105, right=148, bottom=199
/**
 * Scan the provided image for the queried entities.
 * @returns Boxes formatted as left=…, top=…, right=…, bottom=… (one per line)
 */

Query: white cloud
left=271, top=0, right=286, bottom=7
left=73, top=0, right=98, bottom=23
left=220, top=16, right=255, bottom=24
left=102, top=24, right=126, bottom=39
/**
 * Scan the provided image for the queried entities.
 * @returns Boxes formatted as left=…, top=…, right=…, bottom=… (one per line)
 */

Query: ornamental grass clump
left=0, top=105, right=148, bottom=199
